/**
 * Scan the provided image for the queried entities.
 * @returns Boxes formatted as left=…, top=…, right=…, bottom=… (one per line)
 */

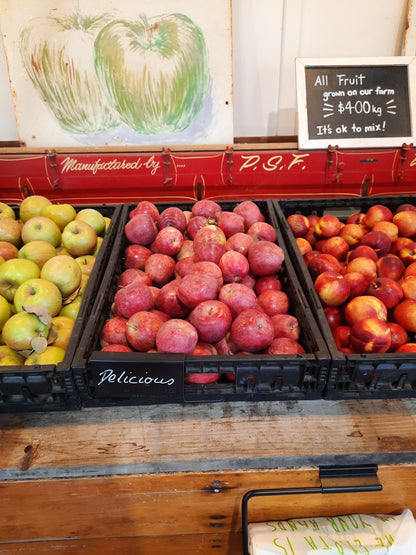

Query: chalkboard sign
left=296, top=56, right=416, bottom=149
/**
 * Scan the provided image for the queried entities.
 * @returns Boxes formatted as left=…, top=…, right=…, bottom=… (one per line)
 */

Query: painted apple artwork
left=94, top=13, right=209, bottom=134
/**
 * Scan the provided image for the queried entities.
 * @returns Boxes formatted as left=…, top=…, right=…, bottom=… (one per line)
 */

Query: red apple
left=359, top=230, right=391, bottom=258
left=271, top=313, right=300, bottom=341
left=145, top=253, right=176, bottom=285
left=321, top=236, right=349, bottom=261
left=364, top=204, right=393, bottom=227
left=156, top=319, right=198, bottom=354
left=394, top=299, right=416, bottom=332
left=387, top=322, right=408, bottom=352
left=185, top=346, right=221, bottom=382
left=248, top=241, right=284, bottom=276
left=217, top=211, right=245, bottom=237
left=177, top=273, right=219, bottom=309
left=264, top=337, right=305, bottom=354
left=372, top=221, right=399, bottom=244
left=155, top=280, right=189, bottom=318
left=152, top=227, right=184, bottom=256
left=189, top=261, right=224, bottom=290
left=117, top=268, right=152, bottom=288
left=376, top=255, right=405, bottom=281
left=347, top=245, right=378, bottom=263
left=189, top=299, right=232, bottom=343
left=344, top=295, right=388, bottom=326
left=124, top=244, right=152, bottom=269
left=296, top=237, right=313, bottom=256
left=391, top=236, right=413, bottom=256
left=314, top=214, right=342, bottom=238
left=230, top=308, right=274, bottom=353
left=191, top=199, right=221, bottom=220
left=218, top=282, right=259, bottom=318
left=125, top=310, right=165, bottom=352
left=225, top=232, right=255, bottom=256
left=324, top=306, right=343, bottom=331
left=186, top=215, right=209, bottom=240
left=307, top=253, right=342, bottom=280
left=395, top=203, right=416, bottom=213
left=233, top=200, right=265, bottom=231
left=333, top=325, right=351, bottom=350
left=404, top=261, right=416, bottom=278
left=349, top=317, right=391, bottom=353
left=176, top=239, right=194, bottom=260
left=395, top=343, right=416, bottom=353
left=365, top=277, right=403, bottom=309
left=240, top=273, right=256, bottom=289
left=129, top=201, right=159, bottom=221
left=193, top=225, right=226, bottom=264
left=149, top=309, right=171, bottom=323
left=314, top=271, right=350, bottom=307
left=247, top=221, right=276, bottom=243
left=346, top=212, right=366, bottom=226
left=114, top=282, right=154, bottom=319
left=343, top=271, right=369, bottom=299
left=398, top=240, right=416, bottom=266
left=254, top=276, right=281, bottom=296
left=100, top=316, right=128, bottom=348
left=219, top=250, right=249, bottom=283
left=257, top=289, right=289, bottom=316
left=125, top=213, right=158, bottom=246
left=287, top=214, right=310, bottom=238
left=344, top=257, right=377, bottom=284
left=392, top=210, right=416, bottom=237
left=339, top=223, right=366, bottom=248
left=101, top=344, right=133, bottom=352
left=0, top=241, right=19, bottom=261
left=400, top=275, right=416, bottom=300
left=175, top=257, right=195, bottom=278
left=157, top=206, right=187, bottom=233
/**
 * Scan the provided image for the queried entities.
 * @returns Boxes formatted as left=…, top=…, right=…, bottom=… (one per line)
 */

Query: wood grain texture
left=1, top=399, right=416, bottom=479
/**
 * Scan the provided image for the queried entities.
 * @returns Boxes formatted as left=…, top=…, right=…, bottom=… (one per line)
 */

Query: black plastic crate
left=0, top=203, right=122, bottom=412
left=274, top=195, right=416, bottom=400
left=72, top=199, right=331, bottom=406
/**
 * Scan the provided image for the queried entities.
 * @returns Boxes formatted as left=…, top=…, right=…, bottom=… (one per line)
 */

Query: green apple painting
left=14, top=6, right=219, bottom=145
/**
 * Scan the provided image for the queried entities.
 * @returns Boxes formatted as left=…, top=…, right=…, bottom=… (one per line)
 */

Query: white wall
left=0, top=0, right=409, bottom=142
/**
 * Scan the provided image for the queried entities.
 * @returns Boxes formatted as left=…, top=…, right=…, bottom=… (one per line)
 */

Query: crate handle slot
left=241, top=464, right=381, bottom=555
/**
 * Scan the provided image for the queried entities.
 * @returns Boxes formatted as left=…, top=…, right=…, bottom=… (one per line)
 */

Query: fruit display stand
left=1, top=143, right=416, bottom=553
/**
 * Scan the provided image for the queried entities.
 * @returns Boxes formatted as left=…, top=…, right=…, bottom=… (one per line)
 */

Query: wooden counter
left=1, top=398, right=416, bottom=553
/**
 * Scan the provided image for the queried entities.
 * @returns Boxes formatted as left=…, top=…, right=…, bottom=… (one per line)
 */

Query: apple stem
left=139, top=12, right=157, bottom=44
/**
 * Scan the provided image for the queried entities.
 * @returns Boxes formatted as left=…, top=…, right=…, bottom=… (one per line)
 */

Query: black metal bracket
left=242, top=464, right=381, bottom=555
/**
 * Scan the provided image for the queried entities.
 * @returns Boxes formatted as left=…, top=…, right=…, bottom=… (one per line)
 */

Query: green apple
left=0, top=217, right=22, bottom=247
left=2, top=311, right=50, bottom=351
left=0, top=241, right=19, bottom=261
left=0, top=345, right=25, bottom=366
left=94, top=13, right=209, bottom=134
left=61, top=220, right=97, bottom=256
left=0, top=258, right=40, bottom=302
left=21, top=216, right=61, bottom=247
left=41, top=203, right=77, bottom=231
left=19, top=240, right=57, bottom=269
left=92, top=236, right=103, bottom=257
left=0, top=202, right=16, bottom=219
left=50, top=315, right=75, bottom=350
left=24, top=345, right=66, bottom=366
left=20, top=14, right=120, bottom=135
left=0, top=294, right=11, bottom=332
left=59, top=295, right=83, bottom=320
left=103, top=217, right=111, bottom=234
left=75, top=208, right=105, bottom=236
left=41, top=255, right=82, bottom=299
left=14, top=278, right=62, bottom=317
left=19, top=195, right=52, bottom=223
left=75, top=255, right=95, bottom=276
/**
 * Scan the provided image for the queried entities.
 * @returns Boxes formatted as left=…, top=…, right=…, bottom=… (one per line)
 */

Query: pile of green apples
left=0, top=195, right=110, bottom=367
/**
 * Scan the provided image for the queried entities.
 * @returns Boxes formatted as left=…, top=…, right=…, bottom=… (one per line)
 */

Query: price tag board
left=296, top=56, right=416, bottom=149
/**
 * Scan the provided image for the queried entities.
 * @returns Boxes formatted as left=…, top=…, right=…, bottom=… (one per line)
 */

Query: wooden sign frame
left=296, top=56, right=416, bottom=149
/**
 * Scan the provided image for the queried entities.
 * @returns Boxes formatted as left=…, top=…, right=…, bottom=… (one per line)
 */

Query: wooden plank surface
left=1, top=399, right=416, bottom=479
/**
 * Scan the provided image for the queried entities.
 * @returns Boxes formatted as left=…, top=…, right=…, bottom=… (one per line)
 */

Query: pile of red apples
left=100, top=199, right=307, bottom=384
left=287, top=201, right=416, bottom=354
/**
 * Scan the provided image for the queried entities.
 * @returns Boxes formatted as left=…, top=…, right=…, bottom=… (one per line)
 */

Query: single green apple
left=19, top=195, right=52, bottom=223
left=0, top=345, right=25, bottom=366
left=94, top=13, right=209, bottom=134
left=41, top=203, right=77, bottom=231
left=59, top=295, right=83, bottom=320
left=14, top=278, right=63, bottom=317
left=0, top=218, right=22, bottom=247
left=18, top=240, right=57, bottom=269
left=75, top=255, right=96, bottom=276
left=0, top=202, right=16, bottom=219
left=20, top=14, right=120, bottom=134
left=21, top=216, right=61, bottom=247
left=75, top=208, right=105, bottom=236
left=2, top=311, right=50, bottom=351
left=40, top=254, right=82, bottom=298
left=0, top=258, right=41, bottom=302
left=61, top=220, right=97, bottom=256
